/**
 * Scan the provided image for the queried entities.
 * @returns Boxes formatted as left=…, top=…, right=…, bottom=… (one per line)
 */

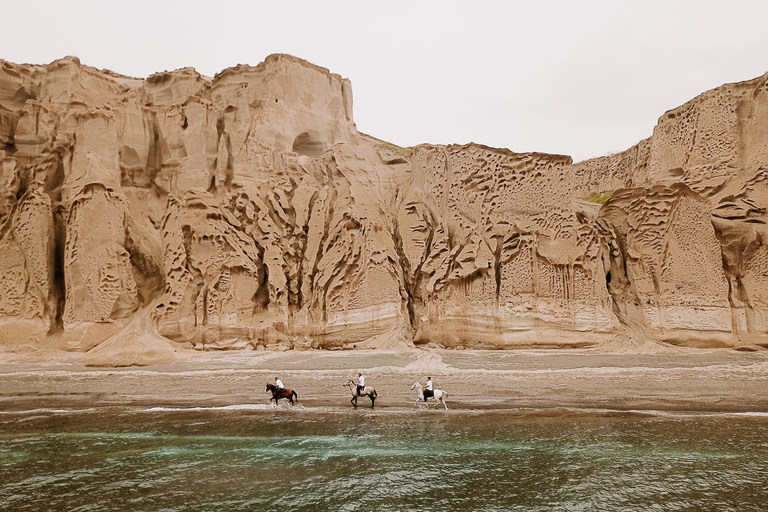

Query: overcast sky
left=3, top=0, right=768, bottom=162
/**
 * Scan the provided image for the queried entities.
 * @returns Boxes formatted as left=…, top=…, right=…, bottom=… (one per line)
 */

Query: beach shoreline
left=2, top=347, right=768, bottom=415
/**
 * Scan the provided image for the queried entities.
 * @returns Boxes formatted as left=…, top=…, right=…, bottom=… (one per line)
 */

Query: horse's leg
left=438, top=393, right=447, bottom=410
left=370, top=394, right=375, bottom=408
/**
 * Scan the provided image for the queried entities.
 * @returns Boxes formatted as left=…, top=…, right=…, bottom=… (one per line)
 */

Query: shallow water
left=2, top=407, right=768, bottom=511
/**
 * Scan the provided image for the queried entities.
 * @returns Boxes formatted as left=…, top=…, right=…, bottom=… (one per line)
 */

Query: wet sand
left=2, top=347, right=768, bottom=413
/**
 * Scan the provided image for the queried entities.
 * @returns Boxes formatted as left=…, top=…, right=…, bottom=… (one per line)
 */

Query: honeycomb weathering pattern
left=1, top=54, right=768, bottom=362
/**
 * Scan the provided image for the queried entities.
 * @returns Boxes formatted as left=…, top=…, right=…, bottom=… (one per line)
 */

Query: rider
left=424, top=377, right=434, bottom=401
left=357, top=373, right=365, bottom=396
left=275, top=377, right=284, bottom=391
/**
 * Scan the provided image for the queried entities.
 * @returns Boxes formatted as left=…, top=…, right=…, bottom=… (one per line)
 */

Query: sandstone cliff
left=575, top=73, right=768, bottom=348
left=1, top=54, right=767, bottom=362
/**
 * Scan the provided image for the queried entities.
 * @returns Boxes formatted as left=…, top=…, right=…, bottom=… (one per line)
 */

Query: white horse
left=410, top=382, right=448, bottom=410
left=343, top=379, right=377, bottom=408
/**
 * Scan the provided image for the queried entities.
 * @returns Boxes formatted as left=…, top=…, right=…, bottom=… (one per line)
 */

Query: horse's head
left=343, top=379, right=353, bottom=387
left=265, top=383, right=273, bottom=392
left=410, top=382, right=420, bottom=390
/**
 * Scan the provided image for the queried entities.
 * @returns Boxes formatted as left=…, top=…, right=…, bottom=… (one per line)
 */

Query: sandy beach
left=2, top=347, right=768, bottom=414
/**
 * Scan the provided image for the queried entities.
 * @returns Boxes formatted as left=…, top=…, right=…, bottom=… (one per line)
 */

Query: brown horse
left=265, top=383, right=298, bottom=405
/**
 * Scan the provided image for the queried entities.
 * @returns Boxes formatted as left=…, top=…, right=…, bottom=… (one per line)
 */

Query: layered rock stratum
left=1, top=54, right=767, bottom=363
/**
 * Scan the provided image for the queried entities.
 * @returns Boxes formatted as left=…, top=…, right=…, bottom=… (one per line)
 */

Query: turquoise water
left=2, top=407, right=768, bottom=511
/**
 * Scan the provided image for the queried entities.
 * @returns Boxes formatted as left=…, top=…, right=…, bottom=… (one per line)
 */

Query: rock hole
left=292, top=131, right=326, bottom=157
left=663, top=167, right=685, bottom=179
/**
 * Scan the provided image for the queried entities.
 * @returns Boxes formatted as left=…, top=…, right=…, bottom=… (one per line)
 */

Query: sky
left=3, top=0, right=768, bottom=162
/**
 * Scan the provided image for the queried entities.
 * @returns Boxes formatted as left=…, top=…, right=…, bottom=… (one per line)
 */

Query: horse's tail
left=293, top=391, right=298, bottom=403
left=374, top=389, right=378, bottom=398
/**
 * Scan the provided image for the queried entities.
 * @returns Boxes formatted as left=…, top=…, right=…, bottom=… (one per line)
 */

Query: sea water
left=2, top=406, right=768, bottom=511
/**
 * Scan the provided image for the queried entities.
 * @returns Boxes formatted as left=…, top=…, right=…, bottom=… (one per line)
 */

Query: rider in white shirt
left=275, top=377, right=284, bottom=390
left=357, top=373, right=365, bottom=396
left=424, top=377, right=434, bottom=401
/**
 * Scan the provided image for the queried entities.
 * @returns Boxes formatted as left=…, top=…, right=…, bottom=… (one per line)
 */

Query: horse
left=343, top=378, right=377, bottom=408
left=265, top=383, right=298, bottom=405
left=410, top=381, right=448, bottom=410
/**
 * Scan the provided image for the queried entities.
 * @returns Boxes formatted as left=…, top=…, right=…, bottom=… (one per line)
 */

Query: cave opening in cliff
left=292, top=131, right=325, bottom=157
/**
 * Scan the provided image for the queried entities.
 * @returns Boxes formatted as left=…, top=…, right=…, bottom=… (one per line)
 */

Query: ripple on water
left=1, top=411, right=768, bottom=511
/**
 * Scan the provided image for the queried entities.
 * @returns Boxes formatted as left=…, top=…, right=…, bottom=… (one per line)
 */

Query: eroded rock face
left=407, top=144, right=615, bottom=348
left=574, top=71, right=768, bottom=347
left=1, top=53, right=767, bottom=356
left=598, top=184, right=732, bottom=346
left=0, top=184, right=56, bottom=346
